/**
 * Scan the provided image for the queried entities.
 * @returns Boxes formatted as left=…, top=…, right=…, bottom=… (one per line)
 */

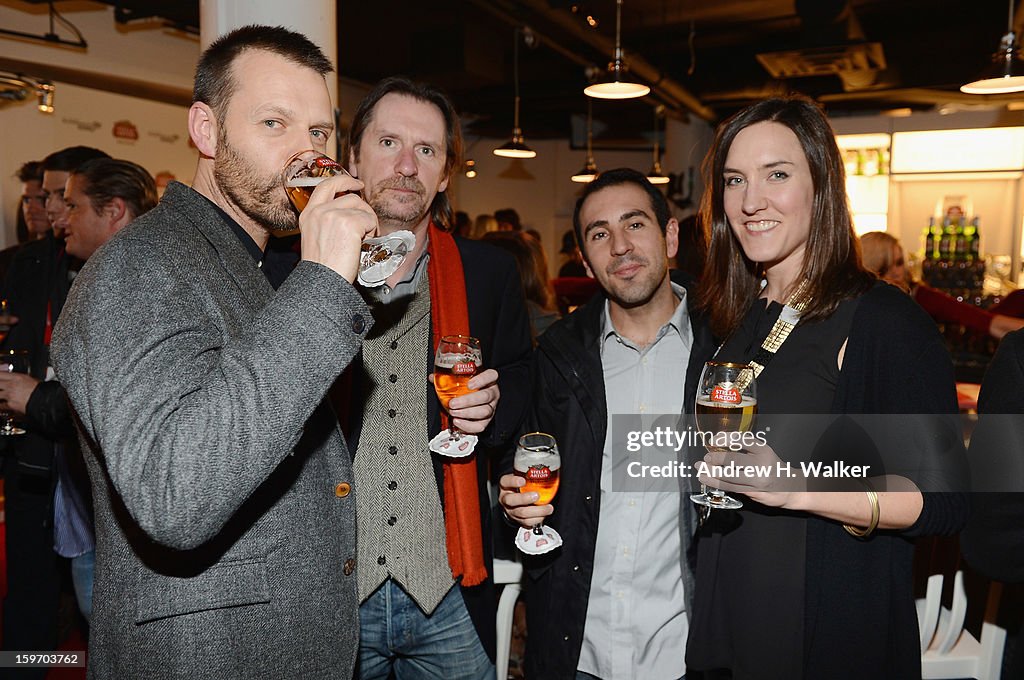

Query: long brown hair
left=696, top=95, right=874, bottom=338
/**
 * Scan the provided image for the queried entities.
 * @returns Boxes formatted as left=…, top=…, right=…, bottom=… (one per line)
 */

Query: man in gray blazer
left=51, top=26, right=376, bottom=678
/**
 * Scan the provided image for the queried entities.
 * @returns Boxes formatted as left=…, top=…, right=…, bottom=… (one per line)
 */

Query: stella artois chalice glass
left=282, top=150, right=413, bottom=287
left=691, top=361, right=758, bottom=511
left=432, top=335, right=483, bottom=457
left=513, top=432, right=563, bottom=555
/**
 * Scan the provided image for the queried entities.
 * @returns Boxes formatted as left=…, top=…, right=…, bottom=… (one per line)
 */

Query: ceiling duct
left=755, top=0, right=887, bottom=91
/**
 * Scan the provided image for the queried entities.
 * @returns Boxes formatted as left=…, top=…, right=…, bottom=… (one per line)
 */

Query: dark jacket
left=345, top=235, right=533, bottom=661
left=509, top=271, right=714, bottom=680
left=961, top=327, right=1024, bottom=583
left=0, top=232, right=73, bottom=475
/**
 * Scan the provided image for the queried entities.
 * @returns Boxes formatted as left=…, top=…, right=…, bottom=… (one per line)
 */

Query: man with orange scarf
left=345, top=77, right=532, bottom=679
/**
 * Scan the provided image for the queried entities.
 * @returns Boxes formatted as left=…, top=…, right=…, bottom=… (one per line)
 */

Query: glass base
left=357, top=230, right=416, bottom=287
left=515, top=524, right=562, bottom=555
left=0, top=425, right=25, bottom=436
left=690, top=492, right=743, bottom=510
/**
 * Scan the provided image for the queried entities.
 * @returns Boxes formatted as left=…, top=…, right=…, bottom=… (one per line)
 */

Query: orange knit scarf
left=426, top=223, right=487, bottom=587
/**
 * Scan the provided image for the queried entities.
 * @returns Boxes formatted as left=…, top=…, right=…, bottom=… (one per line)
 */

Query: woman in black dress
left=684, top=96, right=968, bottom=679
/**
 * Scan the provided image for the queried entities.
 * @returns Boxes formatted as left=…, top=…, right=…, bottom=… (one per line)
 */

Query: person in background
left=674, top=213, right=707, bottom=282
left=860, top=230, right=1024, bottom=339
left=959, top=327, right=1024, bottom=680
left=0, top=161, right=47, bottom=283
left=481, top=231, right=560, bottom=340
left=556, top=228, right=587, bottom=277
left=469, top=213, right=499, bottom=239
left=687, top=95, right=967, bottom=678
left=452, top=210, right=471, bottom=238
left=495, top=207, right=522, bottom=232
left=0, top=146, right=108, bottom=672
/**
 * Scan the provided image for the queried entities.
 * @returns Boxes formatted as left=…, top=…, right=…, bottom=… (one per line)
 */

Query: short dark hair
left=41, top=146, right=110, bottom=173
left=494, top=208, right=521, bottom=231
left=71, top=158, right=158, bottom=221
left=696, top=95, right=874, bottom=337
left=347, top=76, right=463, bottom=230
left=193, top=25, right=333, bottom=123
left=16, top=160, right=43, bottom=183
left=571, top=167, right=671, bottom=253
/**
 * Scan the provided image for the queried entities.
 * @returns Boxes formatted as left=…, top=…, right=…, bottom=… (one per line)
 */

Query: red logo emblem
left=452, top=361, right=476, bottom=375
left=112, top=120, right=139, bottom=141
left=527, top=466, right=551, bottom=480
left=315, top=157, right=341, bottom=169
left=711, top=386, right=741, bottom=404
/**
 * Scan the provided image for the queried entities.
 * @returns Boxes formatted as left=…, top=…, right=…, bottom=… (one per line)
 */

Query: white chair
left=918, top=569, right=1006, bottom=679
left=493, top=557, right=524, bottom=680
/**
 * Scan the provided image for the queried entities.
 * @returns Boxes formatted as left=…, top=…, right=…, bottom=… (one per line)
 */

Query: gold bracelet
left=843, top=482, right=879, bottom=539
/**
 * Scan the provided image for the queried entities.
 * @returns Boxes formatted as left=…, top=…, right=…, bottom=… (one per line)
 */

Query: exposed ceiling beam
left=0, top=56, right=191, bottom=107
left=467, top=0, right=717, bottom=122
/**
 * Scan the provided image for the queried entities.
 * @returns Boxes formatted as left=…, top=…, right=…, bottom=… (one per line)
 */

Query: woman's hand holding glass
left=698, top=439, right=807, bottom=509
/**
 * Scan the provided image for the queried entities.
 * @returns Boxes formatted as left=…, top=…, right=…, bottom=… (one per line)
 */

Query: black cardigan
left=803, top=282, right=968, bottom=679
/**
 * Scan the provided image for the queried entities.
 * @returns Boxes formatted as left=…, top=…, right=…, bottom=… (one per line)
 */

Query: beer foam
left=515, top=452, right=561, bottom=471
left=285, top=177, right=326, bottom=188
left=435, top=351, right=482, bottom=369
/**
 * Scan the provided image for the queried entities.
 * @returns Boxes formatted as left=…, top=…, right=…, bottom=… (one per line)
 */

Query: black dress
left=686, top=294, right=860, bottom=680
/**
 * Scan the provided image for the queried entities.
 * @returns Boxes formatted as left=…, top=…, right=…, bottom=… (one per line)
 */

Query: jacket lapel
left=162, top=183, right=274, bottom=311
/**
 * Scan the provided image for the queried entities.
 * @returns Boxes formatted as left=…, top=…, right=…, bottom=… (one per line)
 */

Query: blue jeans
left=357, top=579, right=494, bottom=680
left=70, top=550, right=95, bottom=623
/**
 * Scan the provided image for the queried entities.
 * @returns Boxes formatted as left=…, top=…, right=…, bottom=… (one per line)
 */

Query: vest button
left=388, top=409, right=397, bottom=418
left=343, top=558, right=356, bottom=576
left=388, top=480, right=398, bottom=490
left=389, top=374, right=398, bottom=383
left=377, top=555, right=387, bottom=565
left=389, top=446, right=398, bottom=455
left=334, top=482, right=351, bottom=498
left=390, top=340, right=398, bottom=350
left=387, top=516, right=397, bottom=526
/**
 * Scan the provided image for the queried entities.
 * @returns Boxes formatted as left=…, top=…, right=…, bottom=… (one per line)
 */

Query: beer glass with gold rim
left=433, top=335, right=483, bottom=446
left=513, top=432, right=563, bottom=555
left=282, top=149, right=411, bottom=287
left=691, top=361, right=758, bottom=511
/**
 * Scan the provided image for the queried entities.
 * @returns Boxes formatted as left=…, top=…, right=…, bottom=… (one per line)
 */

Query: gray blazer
left=52, top=182, right=371, bottom=679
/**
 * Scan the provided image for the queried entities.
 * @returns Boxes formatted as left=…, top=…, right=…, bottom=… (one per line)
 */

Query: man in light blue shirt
left=500, top=168, right=714, bottom=679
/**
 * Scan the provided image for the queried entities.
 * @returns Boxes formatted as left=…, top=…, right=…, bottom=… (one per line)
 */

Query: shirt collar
left=601, top=281, right=690, bottom=352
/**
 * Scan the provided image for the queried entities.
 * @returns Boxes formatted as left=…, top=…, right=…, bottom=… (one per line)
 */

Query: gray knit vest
left=354, top=273, right=454, bottom=614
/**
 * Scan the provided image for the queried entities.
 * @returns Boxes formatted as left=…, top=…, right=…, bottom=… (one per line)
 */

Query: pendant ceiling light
left=646, top=105, right=670, bottom=185
left=572, top=99, right=599, bottom=183
left=961, top=0, right=1024, bottom=94
left=584, top=0, right=650, bottom=100
left=494, top=27, right=537, bottom=159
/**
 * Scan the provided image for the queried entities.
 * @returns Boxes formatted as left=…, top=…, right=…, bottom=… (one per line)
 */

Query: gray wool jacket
left=52, top=182, right=370, bottom=679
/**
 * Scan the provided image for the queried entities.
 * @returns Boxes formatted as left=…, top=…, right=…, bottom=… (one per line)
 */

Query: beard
left=365, top=175, right=430, bottom=228
left=600, top=253, right=667, bottom=307
left=214, top=133, right=297, bottom=234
